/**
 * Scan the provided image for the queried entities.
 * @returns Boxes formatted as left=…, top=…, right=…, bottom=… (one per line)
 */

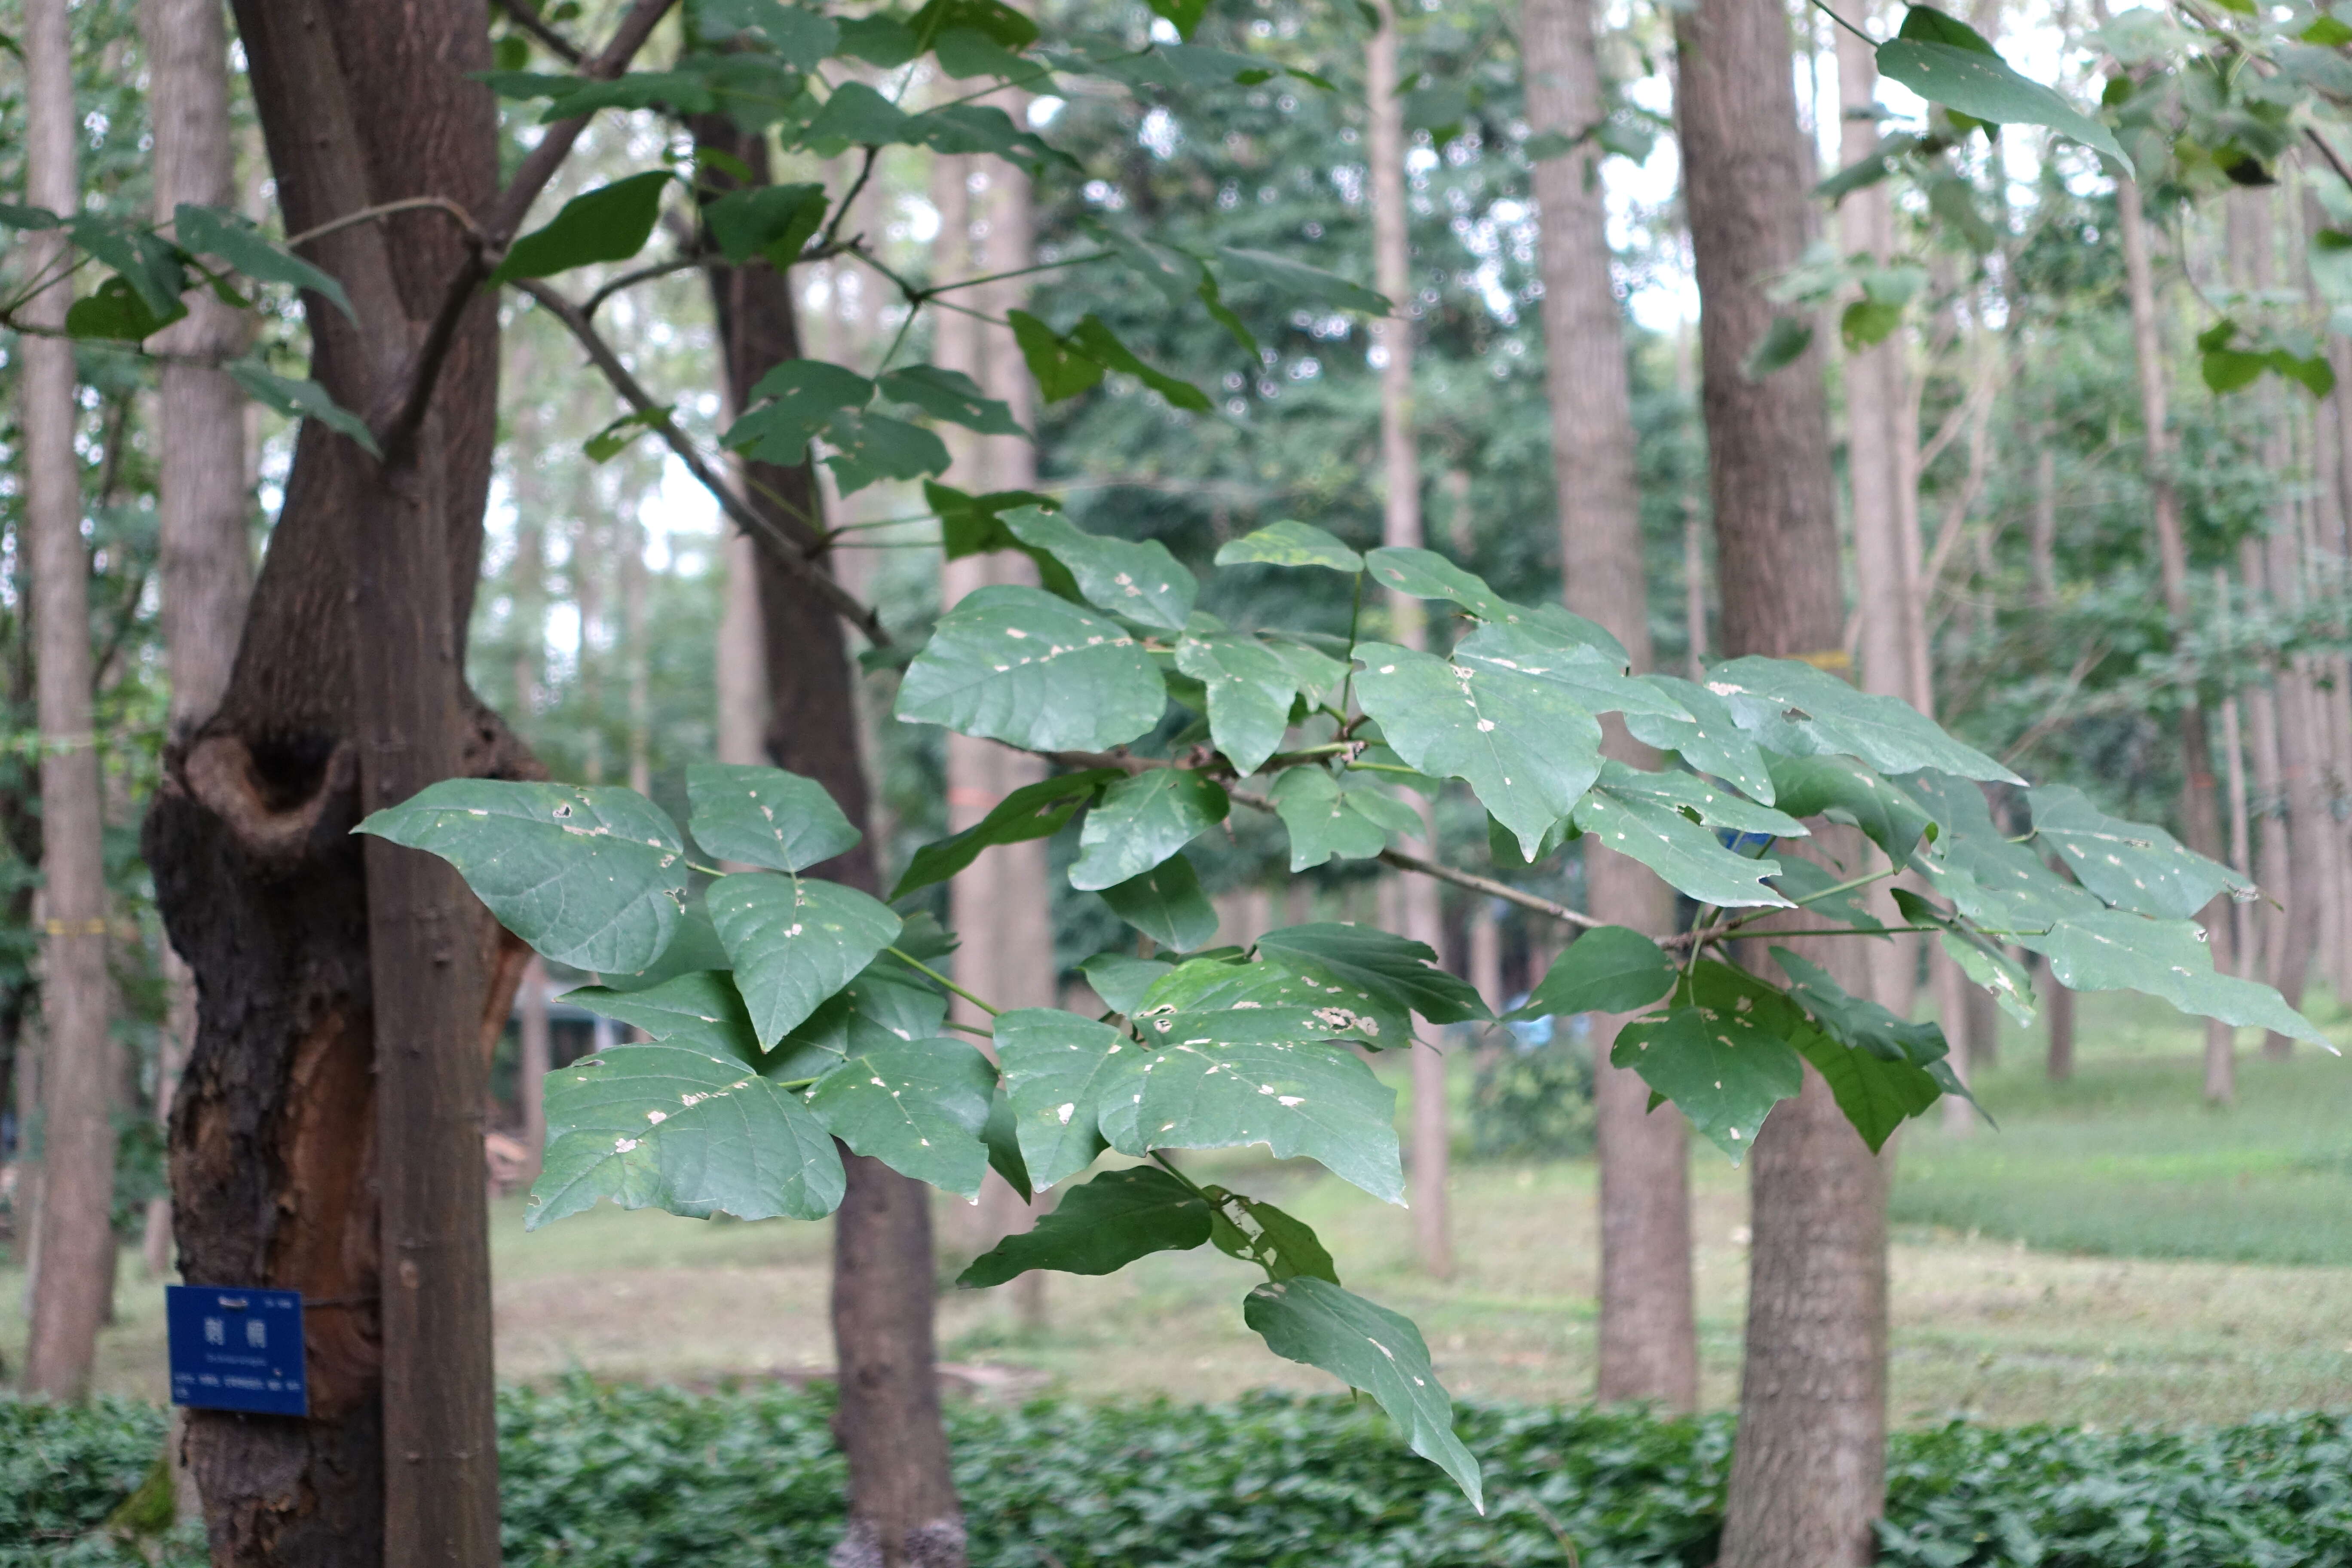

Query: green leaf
left=2303, top=12, right=2352, bottom=43
left=691, top=0, right=840, bottom=65
left=909, top=104, right=1069, bottom=174
left=530, top=1044, right=844, bottom=1228
left=982, top=1084, right=1032, bottom=1201
left=821, top=409, right=952, bottom=494
left=1269, top=766, right=1395, bottom=870
left=1362, top=546, right=1522, bottom=623
left=994, top=1007, right=1134, bottom=1188
left=1815, top=132, right=1922, bottom=199
left=910, top=0, right=1039, bottom=47
left=1136, top=953, right=1403, bottom=1048
left=1243, top=1278, right=1483, bottom=1510
left=66, top=215, right=187, bottom=315
left=958, top=1165, right=1210, bottom=1286
left=723, top=358, right=876, bottom=464
left=1174, top=624, right=1298, bottom=774
left=583, top=405, right=671, bottom=463
left=802, top=80, right=916, bottom=145
left=1197, top=272, right=1262, bottom=360
left=1624, top=675, right=1777, bottom=802
left=493, top=170, right=671, bottom=282
left=1099, top=1032, right=1403, bottom=1202
left=174, top=203, right=354, bottom=321
left=1215, top=245, right=1387, bottom=313
left=1897, top=4, right=2000, bottom=53
left=836, top=13, right=919, bottom=64
left=1940, top=928, right=2038, bottom=1026
left=1908, top=771, right=2102, bottom=933
left=1766, top=752, right=1937, bottom=860
left=895, top=584, right=1167, bottom=752
left=1353, top=640, right=1603, bottom=861
left=1099, top=854, right=1220, bottom=951
left=1214, top=519, right=1364, bottom=573
left=1206, top=1191, right=1339, bottom=1283
left=1571, top=777, right=1791, bottom=909
left=1876, top=39, right=2129, bottom=171
left=1068, top=315, right=1213, bottom=411
left=707, top=873, right=903, bottom=1042
left=0, top=202, right=61, bottom=229
left=806, top=1035, right=996, bottom=1197
left=1005, top=508, right=1198, bottom=632
left=1769, top=947, right=1955, bottom=1149
left=767, top=955, right=951, bottom=1081
left=1610, top=994, right=1805, bottom=1162
left=1509, top=926, right=1676, bottom=1020
left=562, top=971, right=762, bottom=1064
left=1769, top=857, right=1889, bottom=934
left=933, top=24, right=1035, bottom=80
left=891, top=769, right=1117, bottom=898
left=2027, top=784, right=2248, bottom=919
left=1451, top=627, right=1686, bottom=732
left=1256, top=922, right=1489, bottom=1026
left=64, top=275, right=188, bottom=342
left=926, top=481, right=1060, bottom=559
left=1741, top=315, right=1814, bottom=380
left=1069, top=769, right=1231, bottom=891
left=1008, top=309, right=1108, bottom=401
left=877, top=364, right=1025, bottom=435
left=2027, top=909, right=2330, bottom=1047
left=1704, top=656, right=2023, bottom=782
left=703, top=181, right=828, bottom=270
left=685, top=763, right=859, bottom=873
left=1842, top=297, right=1905, bottom=351
left=1078, top=952, right=1172, bottom=1015
left=224, top=359, right=380, bottom=457
left=1145, top=0, right=1210, bottom=40
left=1588, top=759, right=1807, bottom=839
left=356, top=780, right=687, bottom=972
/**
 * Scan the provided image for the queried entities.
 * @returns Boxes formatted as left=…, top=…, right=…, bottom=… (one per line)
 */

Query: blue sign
left=166, top=1285, right=308, bottom=1416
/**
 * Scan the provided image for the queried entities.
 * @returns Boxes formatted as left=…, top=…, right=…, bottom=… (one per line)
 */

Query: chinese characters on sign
left=165, top=1286, right=307, bottom=1416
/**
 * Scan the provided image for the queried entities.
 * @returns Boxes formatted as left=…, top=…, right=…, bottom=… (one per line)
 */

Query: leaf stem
left=1335, top=567, right=1366, bottom=720
left=1808, top=0, right=1877, bottom=46
left=889, top=946, right=1000, bottom=1016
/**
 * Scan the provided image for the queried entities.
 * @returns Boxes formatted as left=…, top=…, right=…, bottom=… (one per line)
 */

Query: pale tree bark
left=20, top=0, right=122, bottom=1403
left=518, top=956, right=548, bottom=1185
left=2116, top=172, right=2239, bottom=1103
left=142, top=0, right=255, bottom=1282
left=1524, top=0, right=1692, bottom=1401
left=1368, top=0, right=1452, bottom=1281
left=2214, top=569, right=2255, bottom=977
left=1677, top=0, right=1889, bottom=1557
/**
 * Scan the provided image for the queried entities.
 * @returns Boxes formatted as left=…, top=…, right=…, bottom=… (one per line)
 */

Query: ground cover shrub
left=9, top=1384, right=2351, bottom=1565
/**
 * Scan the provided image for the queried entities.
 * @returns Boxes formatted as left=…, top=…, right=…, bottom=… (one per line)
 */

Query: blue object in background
left=166, top=1285, right=307, bottom=1416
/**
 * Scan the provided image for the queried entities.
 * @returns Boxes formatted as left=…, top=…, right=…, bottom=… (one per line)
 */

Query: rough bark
left=1524, top=0, right=1694, bottom=1404
left=2115, top=173, right=2238, bottom=1103
left=1677, top=0, right=1888, bottom=1556
left=690, top=113, right=966, bottom=1568
left=21, top=0, right=121, bottom=1403
left=144, top=0, right=521, bottom=1557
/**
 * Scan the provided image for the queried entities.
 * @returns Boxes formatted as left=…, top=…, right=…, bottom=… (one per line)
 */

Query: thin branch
left=284, top=195, right=481, bottom=252
left=1375, top=846, right=1605, bottom=933
left=492, top=0, right=588, bottom=66
left=1806, top=0, right=1877, bottom=46
left=585, top=252, right=708, bottom=317
left=890, top=946, right=998, bottom=1016
left=928, top=249, right=1118, bottom=296
left=816, top=145, right=881, bottom=255
left=518, top=278, right=893, bottom=646
left=2307, top=126, right=2352, bottom=194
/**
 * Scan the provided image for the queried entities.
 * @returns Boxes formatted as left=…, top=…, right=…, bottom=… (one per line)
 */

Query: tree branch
left=516, top=278, right=893, bottom=647
left=491, top=0, right=587, bottom=66
left=1375, top=846, right=1606, bottom=933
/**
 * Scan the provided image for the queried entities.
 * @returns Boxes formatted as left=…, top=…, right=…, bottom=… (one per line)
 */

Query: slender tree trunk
left=20, top=0, right=120, bottom=1403
left=2045, top=967, right=2075, bottom=1080
left=518, top=956, right=548, bottom=1184
left=1368, top=0, right=1452, bottom=1280
left=717, top=530, right=770, bottom=768
left=2116, top=173, right=2238, bottom=1103
left=1525, top=0, right=1693, bottom=1402
left=691, top=115, right=966, bottom=1568
left=1678, top=0, right=1888, bottom=1557
left=146, top=0, right=524, bottom=1556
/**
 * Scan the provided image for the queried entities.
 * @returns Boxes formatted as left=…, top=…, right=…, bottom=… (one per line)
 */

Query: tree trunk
left=1677, top=0, right=1888, bottom=1556
left=2116, top=173, right=2238, bottom=1103
left=20, top=0, right=121, bottom=1403
left=690, top=114, right=967, bottom=1568
left=1367, top=0, right=1454, bottom=1281
left=145, top=0, right=521, bottom=1558
left=518, top=956, right=548, bottom=1185
left=141, top=0, right=255, bottom=1290
left=1525, top=0, right=1693, bottom=1403
left=2045, top=966, right=2075, bottom=1081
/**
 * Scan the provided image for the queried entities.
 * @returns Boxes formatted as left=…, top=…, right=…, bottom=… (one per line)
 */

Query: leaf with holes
left=994, top=1007, right=1139, bottom=1189
left=2027, top=908, right=2330, bottom=1047
left=529, top=1044, right=844, bottom=1228
left=1766, top=752, right=1937, bottom=861
left=1077, top=952, right=1172, bottom=1015
left=1908, top=772, right=2103, bottom=934
left=357, top=781, right=689, bottom=973
left=1353, top=640, right=1603, bottom=861
left=1256, top=922, right=1488, bottom=1026
left=821, top=409, right=952, bottom=494
left=1876, top=37, right=2128, bottom=170
left=1623, top=675, right=1777, bottom=803
left=687, top=763, right=860, bottom=873
left=1174, top=622, right=1297, bottom=774
left=704, top=182, right=828, bottom=270
left=707, top=873, right=903, bottom=1042
left=1705, top=657, right=2021, bottom=783
left=2027, top=784, right=2249, bottom=919
left=1098, top=853, right=1220, bottom=951
left=1589, top=759, right=1807, bottom=839
left=958, top=1165, right=1210, bottom=1286
left=1008, top=309, right=1107, bottom=401
left=1068, top=769, right=1230, bottom=891
left=1770, top=948, right=1961, bottom=1148
left=1135, top=952, right=1400, bottom=1048
left=1206, top=1191, right=1339, bottom=1283
left=721, top=358, right=875, bottom=465
left=896, top=584, right=1166, bottom=753
left=563, top=972, right=762, bottom=1065
left=1452, top=623, right=1688, bottom=722
left=766, top=955, right=949, bottom=1082
left=806, top=1035, right=996, bottom=1197
left=891, top=769, right=1118, bottom=898
left=1362, top=546, right=1527, bottom=624
left=877, top=364, right=1025, bottom=435
left=1269, top=766, right=1393, bottom=870
left=1213, top=519, right=1363, bottom=574
left=1097, top=1031, right=1402, bottom=1202
left=492, top=171, right=671, bottom=282
left=1570, top=782, right=1789, bottom=909
left=1006, top=508, right=1197, bottom=632
left=1509, top=926, right=1677, bottom=1020
left=1244, top=1278, right=1482, bottom=1510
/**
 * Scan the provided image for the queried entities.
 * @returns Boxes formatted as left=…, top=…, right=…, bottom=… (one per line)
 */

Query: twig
left=889, top=946, right=998, bottom=1016
left=816, top=146, right=881, bottom=255
left=517, top=278, right=892, bottom=646
left=284, top=195, right=483, bottom=252
left=1375, top=846, right=1604, bottom=932
left=492, top=0, right=588, bottom=65
left=1516, top=1491, right=1581, bottom=1568
left=585, top=252, right=709, bottom=317
left=1806, top=0, right=1876, bottom=46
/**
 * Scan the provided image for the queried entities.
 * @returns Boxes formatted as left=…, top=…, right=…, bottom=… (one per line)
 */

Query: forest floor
left=7, top=991, right=2350, bottom=1429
